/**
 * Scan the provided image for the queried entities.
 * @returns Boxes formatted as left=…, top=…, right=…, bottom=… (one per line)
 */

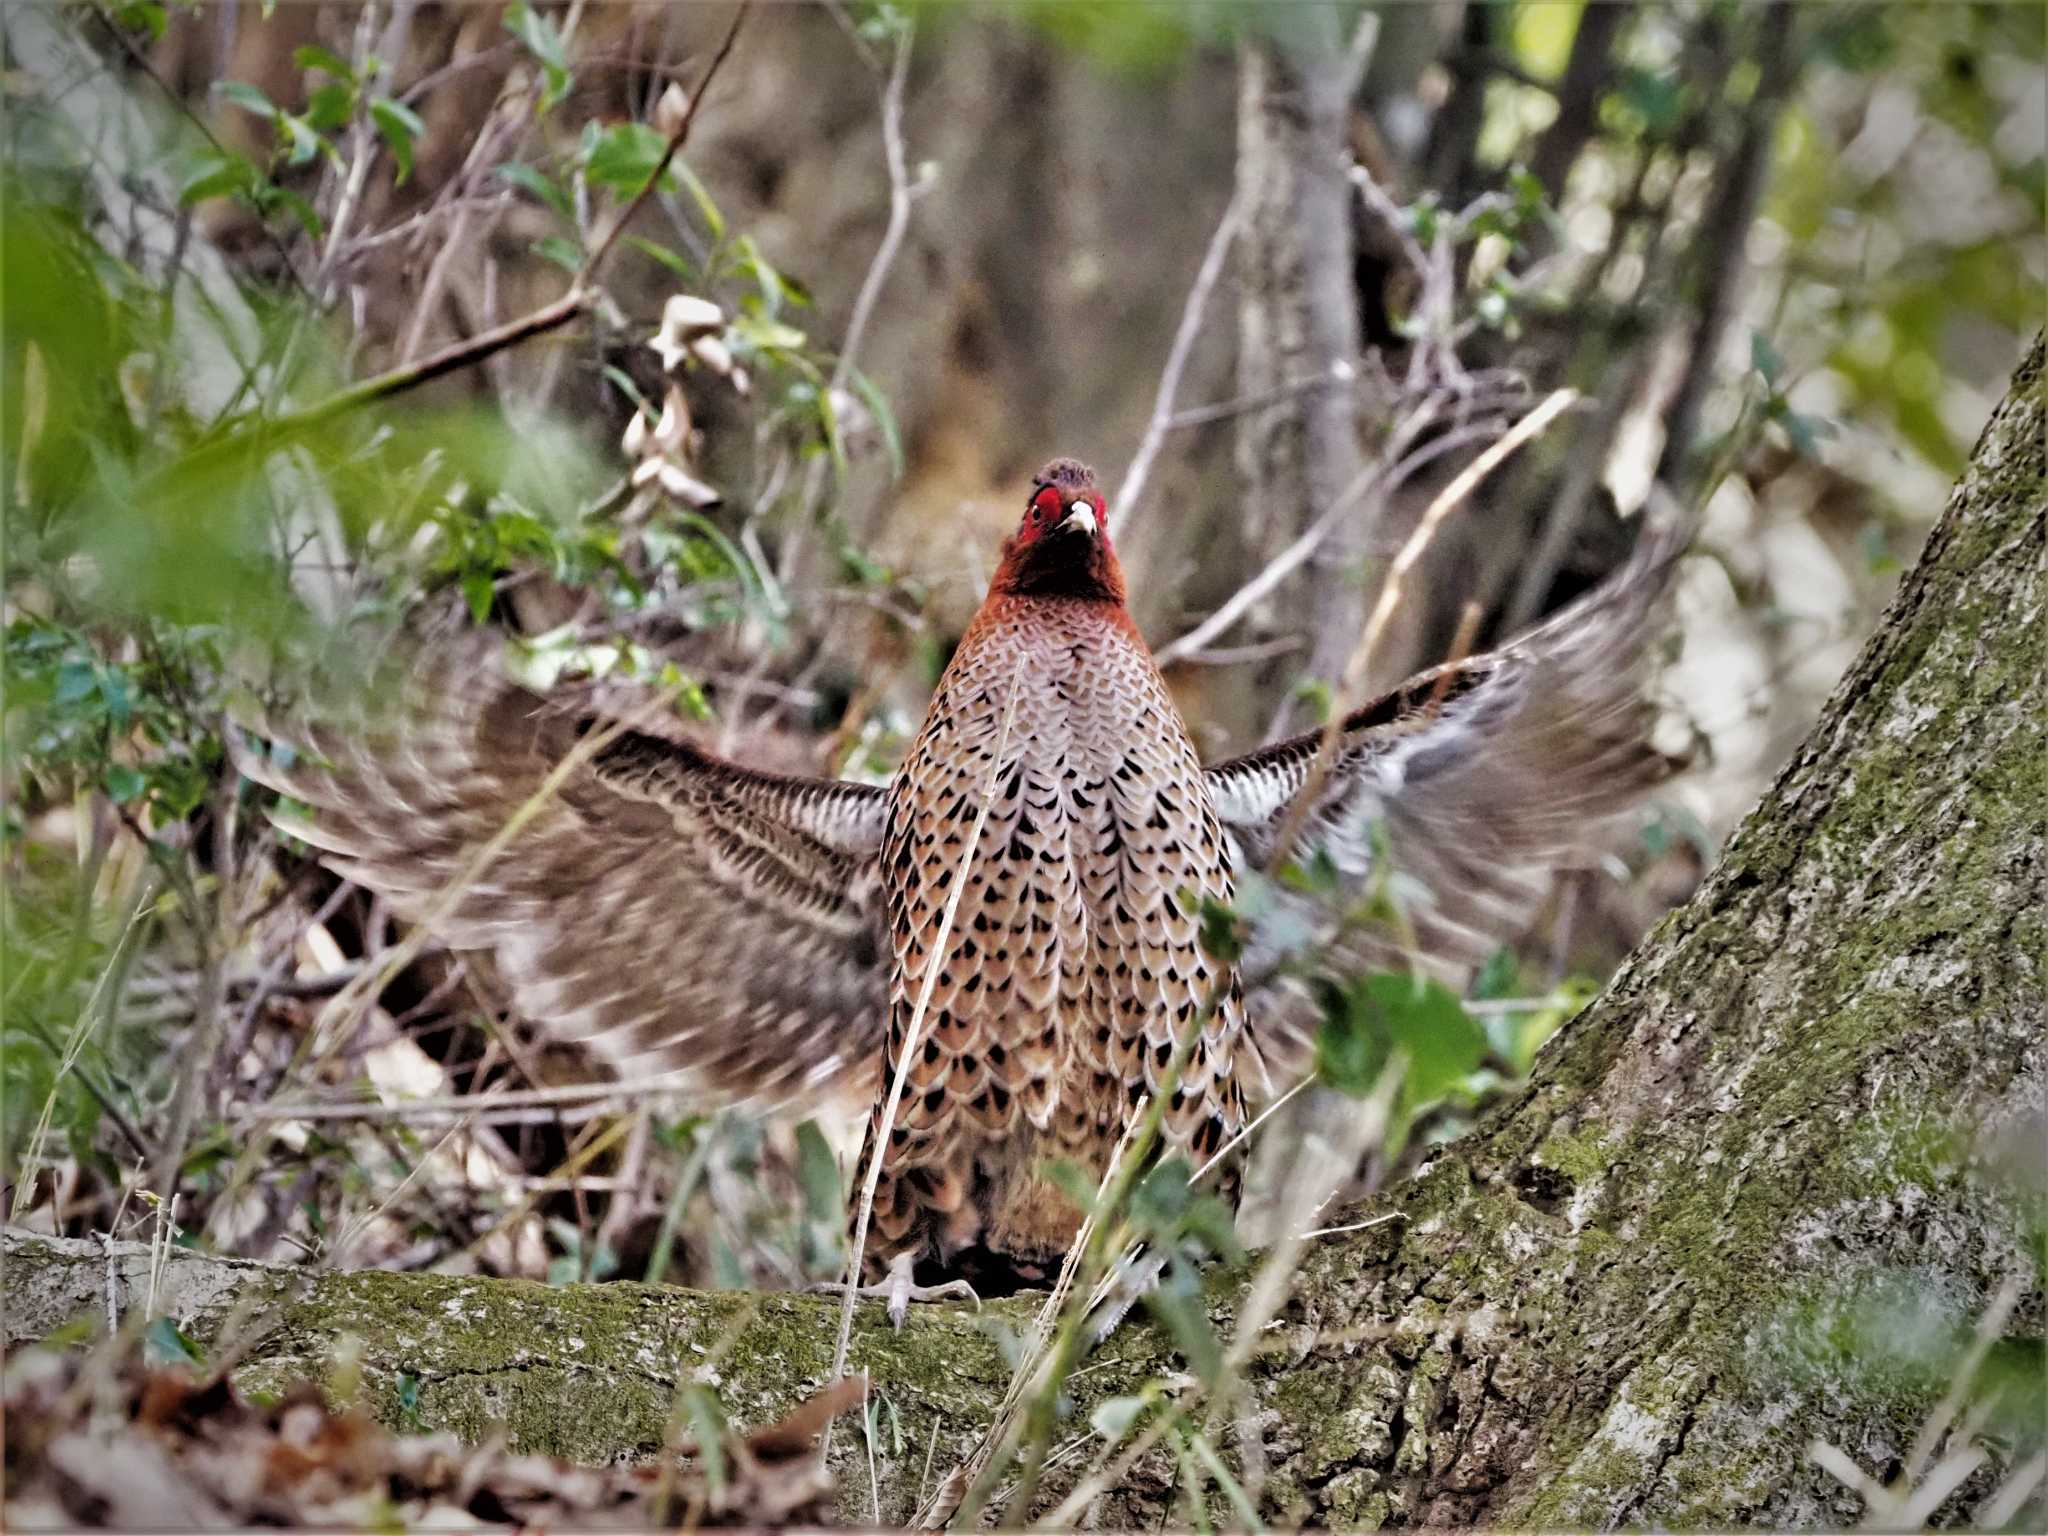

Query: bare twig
left=774, top=6, right=923, bottom=594
left=1154, top=408, right=1515, bottom=669
left=824, top=12, right=918, bottom=413
left=580, top=4, right=748, bottom=285
left=1110, top=187, right=1246, bottom=541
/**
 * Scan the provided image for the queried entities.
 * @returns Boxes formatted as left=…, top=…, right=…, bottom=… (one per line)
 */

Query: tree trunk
left=7, top=344, right=2042, bottom=1525
left=1232, top=12, right=1370, bottom=727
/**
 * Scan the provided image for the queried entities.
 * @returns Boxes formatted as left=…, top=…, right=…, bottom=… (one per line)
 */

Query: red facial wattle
left=1020, top=484, right=1108, bottom=546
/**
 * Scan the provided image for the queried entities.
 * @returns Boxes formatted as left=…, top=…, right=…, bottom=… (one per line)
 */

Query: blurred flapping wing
left=1206, top=518, right=1687, bottom=1028
left=234, top=638, right=890, bottom=1108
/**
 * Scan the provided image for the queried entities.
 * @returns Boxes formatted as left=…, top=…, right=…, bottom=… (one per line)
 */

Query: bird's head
left=990, top=458, right=1125, bottom=603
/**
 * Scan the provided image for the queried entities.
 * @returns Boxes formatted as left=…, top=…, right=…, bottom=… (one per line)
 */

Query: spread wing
left=233, top=638, right=890, bottom=1108
left=1206, top=518, right=1687, bottom=1024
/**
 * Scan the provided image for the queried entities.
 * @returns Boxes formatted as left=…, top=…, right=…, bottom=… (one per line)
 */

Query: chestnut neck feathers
left=989, top=458, right=1126, bottom=605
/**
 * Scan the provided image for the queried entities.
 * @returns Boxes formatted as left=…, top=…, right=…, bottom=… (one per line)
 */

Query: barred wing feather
left=1205, top=520, right=1687, bottom=1057
left=234, top=640, right=891, bottom=1108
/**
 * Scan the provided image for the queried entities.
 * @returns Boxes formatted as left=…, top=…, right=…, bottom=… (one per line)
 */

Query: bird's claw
left=810, top=1252, right=981, bottom=1330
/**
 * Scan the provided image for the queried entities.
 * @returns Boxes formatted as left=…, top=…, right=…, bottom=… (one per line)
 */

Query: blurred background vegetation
left=1, top=0, right=2038, bottom=1366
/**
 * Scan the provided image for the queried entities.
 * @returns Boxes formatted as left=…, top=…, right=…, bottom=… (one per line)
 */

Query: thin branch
left=1153, top=412, right=1514, bottom=669
left=826, top=12, right=918, bottom=407
left=1161, top=369, right=1344, bottom=433
left=777, top=6, right=922, bottom=577
left=1110, top=187, right=1246, bottom=541
left=579, top=3, right=749, bottom=285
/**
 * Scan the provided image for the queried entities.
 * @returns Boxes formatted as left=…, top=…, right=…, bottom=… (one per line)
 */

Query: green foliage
left=143, top=1316, right=209, bottom=1368
left=1315, top=972, right=1488, bottom=1155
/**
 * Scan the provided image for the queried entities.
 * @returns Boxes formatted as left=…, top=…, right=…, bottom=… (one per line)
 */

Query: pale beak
left=1064, top=503, right=1099, bottom=538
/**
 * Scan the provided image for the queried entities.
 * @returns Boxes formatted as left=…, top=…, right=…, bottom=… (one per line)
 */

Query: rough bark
left=7, top=347, right=2043, bottom=1525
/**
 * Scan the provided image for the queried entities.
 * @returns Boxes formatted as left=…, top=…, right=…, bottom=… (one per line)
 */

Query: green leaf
left=1470, top=946, right=1520, bottom=1003
left=278, top=114, right=326, bottom=169
left=795, top=1119, right=842, bottom=1227
left=461, top=571, right=496, bottom=623
left=731, top=235, right=786, bottom=316
left=1143, top=1260, right=1222, bottom=1381
left=304, top=81, right=355, bottom=133
left=370, top=97, right=426, bottom=186
left=1090, top=1393, right=1148, bottom=1442
left=503, top=0, right=572, bottom=112
left=1195, top=895, right=1245, bottom=963
left=848, top=367, right=904, bottom=478
left=53, top=659, right=96, bottom=706
left=583, top=122, right=672, bottom=198
left=671, top=159, right=726, bottom=241
left=114, top=2, right=167, bottom=42
left=622, top=234, right=694, bottom=279
left=685, top=1385, right=728, bottom=1493
left=494, top=162, right=574, bottom=222
left=1316, top=972, right=1487, bottom=1112
left=211, top=79, right=278, bottom=120
left=1366, top=972, right=1486, bottom=1105
left=103, top=763, right=147, bottom=804
left=265, top=186, right=324, bottom=238
left=293, top=43, right=358, bottom=82
left=143, top=1316, right=207, bottom=1368
left=531, top=234, right=584, bottom=274
left=1751, top=329, right=1785, bottom=386
left=177, top=152, right=257, bottom=208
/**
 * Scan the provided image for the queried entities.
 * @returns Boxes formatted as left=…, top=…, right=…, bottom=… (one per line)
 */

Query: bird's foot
left=811, top=1251, right=981, bottom=1330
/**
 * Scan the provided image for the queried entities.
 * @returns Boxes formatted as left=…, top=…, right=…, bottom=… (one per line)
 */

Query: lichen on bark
left=6, top=342, right=2042, bottom=1527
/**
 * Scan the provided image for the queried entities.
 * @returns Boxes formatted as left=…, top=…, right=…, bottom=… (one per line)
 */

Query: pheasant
left=239, top=457, right=1682, bottom=1311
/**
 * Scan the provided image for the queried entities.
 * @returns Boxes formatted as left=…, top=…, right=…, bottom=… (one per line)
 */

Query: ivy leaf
left=370, top=97, right=426, bottom=186
left=1316, top=972, right=1487, bottom=1115
left=1370, top=972, right=1486, bottom=1105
